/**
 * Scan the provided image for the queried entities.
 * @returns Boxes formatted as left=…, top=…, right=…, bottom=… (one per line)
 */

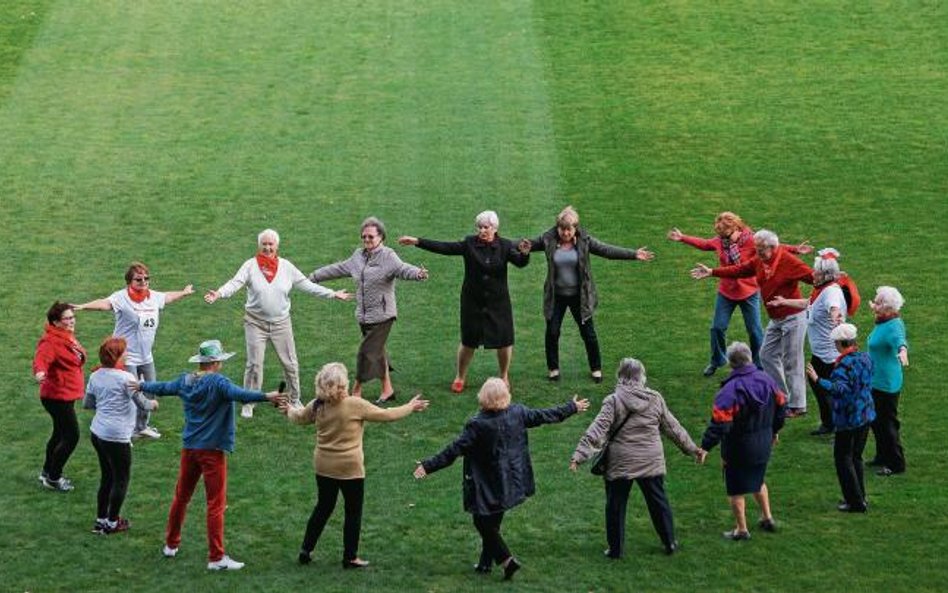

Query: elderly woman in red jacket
left=32, top=301, right=87, bottom=492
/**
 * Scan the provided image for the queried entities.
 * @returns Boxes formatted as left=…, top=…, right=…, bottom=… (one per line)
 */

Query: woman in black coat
left=414, top=378, right=589, bottom=580
left=399, top=210, right=529, bottom=392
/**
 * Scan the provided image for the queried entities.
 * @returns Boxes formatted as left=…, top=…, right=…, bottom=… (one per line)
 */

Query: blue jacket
left=701, top=365, right=786, bottom=467
left=141, top=372, right=267, bottom=452
left=421, top=401, right=577, bottom=515
left=818, top=351, right=876, bottom=430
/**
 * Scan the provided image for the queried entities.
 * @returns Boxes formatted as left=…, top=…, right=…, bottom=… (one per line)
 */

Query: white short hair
left=258, top=228, right=280, bottom=247
left=616, top=358, right=646, bottom=386
left=474, top=210, right=499, bottom=230
left=812, top=255, right=840, bottom=279
left=829, top=323, right=858, bottom=342
left=875, top=286, right=905, bottom=312
left=727, top=342, right=754, bottom=368
left=753, top=229, right=779, bottom=247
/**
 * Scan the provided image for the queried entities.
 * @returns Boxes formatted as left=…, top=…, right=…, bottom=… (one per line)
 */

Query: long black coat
left=421, top=401, right=578, bottom=516
left=416, top=235, right=529, bottom=348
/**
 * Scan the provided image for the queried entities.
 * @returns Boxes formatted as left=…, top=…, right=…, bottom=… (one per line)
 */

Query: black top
left=422, top=401, right=578, bottom=515
left=417, top=235, right=529, bottom=348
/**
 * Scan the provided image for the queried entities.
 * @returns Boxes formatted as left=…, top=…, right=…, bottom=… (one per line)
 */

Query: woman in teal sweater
left=866, top=286, right=908, bottom=476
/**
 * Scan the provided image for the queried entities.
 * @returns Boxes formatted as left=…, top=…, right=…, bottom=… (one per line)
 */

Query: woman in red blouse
left=32, top=301, right=87, bottom=492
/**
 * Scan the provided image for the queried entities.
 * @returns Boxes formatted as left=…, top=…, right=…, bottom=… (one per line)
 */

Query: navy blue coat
left=421, top=401, right=577, bottom=515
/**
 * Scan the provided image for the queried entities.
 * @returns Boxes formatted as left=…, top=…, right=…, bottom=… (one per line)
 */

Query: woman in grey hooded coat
left=571, top=358, right=705, bottom=557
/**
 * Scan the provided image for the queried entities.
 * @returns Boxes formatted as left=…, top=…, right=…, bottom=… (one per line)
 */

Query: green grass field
left=1, top=1, right=946, bottom=591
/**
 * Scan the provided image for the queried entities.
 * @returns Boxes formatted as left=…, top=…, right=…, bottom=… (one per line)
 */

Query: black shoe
left=473, top=564, right=491, bottom=574
left=837, top=502, right=867, bottom=513
left=722, top=529, right=751, bottom=541
left=702, top=365, right=718, bottom=377
left=298, top=551, right=312, bottom=565
left=664, top=541, right=678, bottom=555
left=810, top=425, right=834, bottom=436
left=758, top=518, right=777, bottom=533
left=342, top=558, right=370, bottom=569
left=503, top=557, right=521, bottom=580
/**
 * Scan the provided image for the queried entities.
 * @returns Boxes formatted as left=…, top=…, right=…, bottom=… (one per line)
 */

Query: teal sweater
left=867, top=317, right=907, bottom=393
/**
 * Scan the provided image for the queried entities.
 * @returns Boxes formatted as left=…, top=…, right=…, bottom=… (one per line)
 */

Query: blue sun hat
left=188, top=340, right=236, bottom=363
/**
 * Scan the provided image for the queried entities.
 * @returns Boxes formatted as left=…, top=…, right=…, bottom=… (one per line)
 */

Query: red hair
left=98, top=337, right=127, bottom=368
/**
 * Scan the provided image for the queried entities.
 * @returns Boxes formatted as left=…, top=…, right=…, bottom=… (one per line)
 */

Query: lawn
left=1, top=1, right=945, bottom=592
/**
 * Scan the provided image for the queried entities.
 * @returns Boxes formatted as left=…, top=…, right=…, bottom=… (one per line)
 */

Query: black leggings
left=41, top=399, right=79, bottom=481
left=90, top=434, right=132, bottom=520
left=301, top=475, right=364, bottom=561
left=473, top=512, right=511, bottom=568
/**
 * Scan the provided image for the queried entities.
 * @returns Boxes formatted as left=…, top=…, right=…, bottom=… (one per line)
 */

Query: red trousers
left=165, top=449, right=227, bottom=562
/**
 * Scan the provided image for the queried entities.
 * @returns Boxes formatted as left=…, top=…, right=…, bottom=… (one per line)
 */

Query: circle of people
left=32, top=207, right=909, bottom=577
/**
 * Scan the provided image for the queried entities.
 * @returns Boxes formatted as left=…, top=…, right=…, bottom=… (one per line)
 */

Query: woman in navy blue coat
left=414, top=378, right=588, bottom=580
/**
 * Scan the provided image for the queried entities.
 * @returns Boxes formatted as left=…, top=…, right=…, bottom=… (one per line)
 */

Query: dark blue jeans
left=545, top=293, right=601, bottom=372
left=710, top=292, right=763, bottom=368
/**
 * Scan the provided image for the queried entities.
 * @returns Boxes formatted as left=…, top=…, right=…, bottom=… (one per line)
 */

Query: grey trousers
left=243, top=312, right=301, bottom=404
left=127, top=362, right=157, bottom=432
left=760, top=311, right=807, bottom=409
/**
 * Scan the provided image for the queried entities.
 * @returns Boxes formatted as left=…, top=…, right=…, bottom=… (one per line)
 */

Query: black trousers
left=41, top=399, right=79, bottom=481
left=545, top=293, right=601, bottom=372
left=473, top=512, right=510, bottom=568
left=604, top=475, right=674, bottom=557
left=871, top=389, right=905, bottom=472
left=301, top=475, right=364, bottom=561
left=90, top=434, right=132, bottom=520
left=834, top=425, right=869, bottom=509
left=807, top=355, right=835, bottom=430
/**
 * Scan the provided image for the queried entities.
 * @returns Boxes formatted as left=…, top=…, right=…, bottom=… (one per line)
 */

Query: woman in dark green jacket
left=519, top=206, right=653, bottom=382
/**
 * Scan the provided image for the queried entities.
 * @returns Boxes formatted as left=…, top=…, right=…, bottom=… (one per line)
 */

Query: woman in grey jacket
left=571, top=358, right=705, bottom=557
left=310, top=217, right=428, bottom=403
left=519, top=206, right=653, bottom=383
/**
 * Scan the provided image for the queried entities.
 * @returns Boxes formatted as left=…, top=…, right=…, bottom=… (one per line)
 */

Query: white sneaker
left=208, top=555, right=244, bottom=570
left=136, top=426, right=162, bottom=439
left=240, top=404, right=255, bottom=418
left=41, top=476, right=74, bottom=492
left=162, top=545, right=178, bottom=558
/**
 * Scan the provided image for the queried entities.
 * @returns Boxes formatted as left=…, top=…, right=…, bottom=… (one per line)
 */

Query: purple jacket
left=701, top=365, right=787, bottom=467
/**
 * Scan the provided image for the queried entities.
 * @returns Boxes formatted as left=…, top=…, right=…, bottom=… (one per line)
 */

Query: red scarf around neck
left=874, top=311, right=900, bottom=324
left=834, top=344, right=859, bottom=365
left=256, top=253, right=279, bottom=283
left=127, top=286, right=151, bottom=303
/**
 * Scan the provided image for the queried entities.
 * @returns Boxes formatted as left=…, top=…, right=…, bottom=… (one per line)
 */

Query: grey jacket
left=525, top=226, right=638, bottom=322
left=310, top=245, right=423, bottom=324
left=572, top=383, right=698, bottom=480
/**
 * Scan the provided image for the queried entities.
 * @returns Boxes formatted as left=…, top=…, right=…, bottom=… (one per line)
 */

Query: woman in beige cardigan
left=570, top=358, right=706, bottom=557
left=287, top=362, right=429, bottom=568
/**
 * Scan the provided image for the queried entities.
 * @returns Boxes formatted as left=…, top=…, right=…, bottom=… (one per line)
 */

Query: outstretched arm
left=73, top=298, right=113, bottom=311
left=165, top=284, right=194, bottom=305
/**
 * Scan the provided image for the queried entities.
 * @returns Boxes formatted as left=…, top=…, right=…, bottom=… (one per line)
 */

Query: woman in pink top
left=669, top=212, right=810, bottom=377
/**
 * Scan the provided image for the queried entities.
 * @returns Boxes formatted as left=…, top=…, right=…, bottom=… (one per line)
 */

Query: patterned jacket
left=818, top=350, right=876, bottom=430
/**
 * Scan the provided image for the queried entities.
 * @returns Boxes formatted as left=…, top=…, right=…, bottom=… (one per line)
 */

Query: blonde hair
left=713, top=212, right=746, bottom=237
left=315, top=362, right=349, bottom=404
left=556, top=205, right=580, bottom=228
left=477, top=378, right=511, bottom=412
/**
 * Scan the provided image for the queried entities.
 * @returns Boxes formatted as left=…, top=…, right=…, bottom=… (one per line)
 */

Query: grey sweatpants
left=760, top=311, right=807, bottom=410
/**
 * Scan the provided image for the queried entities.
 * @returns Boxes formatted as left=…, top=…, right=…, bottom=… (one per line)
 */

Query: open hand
left=572, top=395, right=590, bottom=413
left=409, top=394, right=430, bottom=412
left=690, top=263, right=712, bottom=279
left=398, top=236, right=419, bottom=246
left=667, top=228, right=683, bottom=241
left=635, top=247, right=655, bottom=261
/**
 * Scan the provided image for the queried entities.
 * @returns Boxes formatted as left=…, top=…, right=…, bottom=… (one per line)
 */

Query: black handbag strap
left=603, top=397, right=634, bottom=445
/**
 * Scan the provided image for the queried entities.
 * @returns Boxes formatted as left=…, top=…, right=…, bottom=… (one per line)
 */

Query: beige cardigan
left=288, top=396, right=414, bottom=479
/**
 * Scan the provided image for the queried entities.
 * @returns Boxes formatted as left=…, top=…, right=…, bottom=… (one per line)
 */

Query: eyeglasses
left=361, top=235, right=378, bottom=240
left=133, top=276, right=150, bottom=282
left=60, top=315, right=76, bottom=321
